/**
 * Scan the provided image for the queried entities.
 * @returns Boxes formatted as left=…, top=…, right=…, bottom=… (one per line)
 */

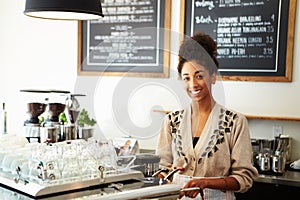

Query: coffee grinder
left=40, top=90, right=69, bottom=143
left=24, top=103, right=47, bottom=143
left=20, top=89, right=48, bottom=143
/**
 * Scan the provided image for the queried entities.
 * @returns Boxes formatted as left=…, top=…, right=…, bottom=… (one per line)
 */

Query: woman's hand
left=179, top=179, right=207, bottom=199
left=152, top=166, right=172, bottom=180
left=178, top=177, right=240, bottom=199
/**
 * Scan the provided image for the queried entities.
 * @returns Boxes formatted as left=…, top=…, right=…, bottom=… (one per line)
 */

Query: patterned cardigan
left=155, top=103, right=258, bottom=193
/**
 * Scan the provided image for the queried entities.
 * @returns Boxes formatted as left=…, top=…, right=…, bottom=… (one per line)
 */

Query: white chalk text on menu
left=183, top=0, right=296, bottom=82
left=78, top=0, right=171, bottom=78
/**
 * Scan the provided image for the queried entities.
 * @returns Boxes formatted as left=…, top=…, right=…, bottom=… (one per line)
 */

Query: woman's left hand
left=179, top=179, right=206, bottom=199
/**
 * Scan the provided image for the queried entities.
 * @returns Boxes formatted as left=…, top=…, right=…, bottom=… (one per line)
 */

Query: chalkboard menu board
left=78, top=0, right=171, bottom=78
left=182, top=0, right=296, bottom=82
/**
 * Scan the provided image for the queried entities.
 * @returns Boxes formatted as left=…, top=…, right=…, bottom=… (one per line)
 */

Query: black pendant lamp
left=24, top=0, right=104, bottom=20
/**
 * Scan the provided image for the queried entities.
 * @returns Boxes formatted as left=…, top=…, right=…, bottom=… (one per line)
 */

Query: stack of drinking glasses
left=0, top=135, right=119, bottom=185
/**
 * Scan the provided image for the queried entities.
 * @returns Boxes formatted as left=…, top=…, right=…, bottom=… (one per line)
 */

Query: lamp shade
left=24, top=0, right=104, bottom=20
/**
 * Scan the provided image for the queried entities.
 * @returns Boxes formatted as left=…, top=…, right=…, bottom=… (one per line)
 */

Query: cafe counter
left=0, top=175, right=181, bottom=200
left=255, top=170, right=300, bottom=187
left=236, top=170, right=300, bottom=200
left=1, top=170, right=300, bottom=200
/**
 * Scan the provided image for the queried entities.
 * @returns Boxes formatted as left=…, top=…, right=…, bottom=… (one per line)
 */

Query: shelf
left=246, top=115, right=300, bottom=122
left=152, top=110, right=300, bottom=122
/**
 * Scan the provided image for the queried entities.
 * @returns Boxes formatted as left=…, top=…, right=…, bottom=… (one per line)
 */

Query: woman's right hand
left=157, top=171, right=169, bottom=181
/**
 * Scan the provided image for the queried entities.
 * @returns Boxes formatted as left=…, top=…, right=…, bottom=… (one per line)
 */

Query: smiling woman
left=155, top=32, right=258, bottom=200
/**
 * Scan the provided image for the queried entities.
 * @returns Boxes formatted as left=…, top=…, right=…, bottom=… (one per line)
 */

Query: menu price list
left=85, top=0, right=162, bottom=70
left=187, top=0, right=289, bottom=75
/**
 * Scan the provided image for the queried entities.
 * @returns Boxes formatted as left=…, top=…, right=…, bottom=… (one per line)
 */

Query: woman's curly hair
left=178, top=32, right=219, bottom=76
